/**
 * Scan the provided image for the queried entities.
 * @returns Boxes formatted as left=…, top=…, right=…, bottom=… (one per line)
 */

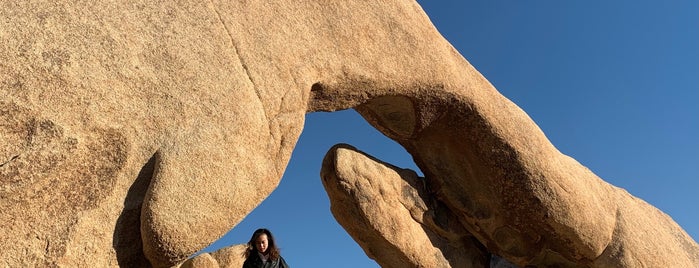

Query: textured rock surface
left=179, top=244, right=245, bottom=268
left=321, top=144, right=488, bottom=268
left=179, top=253, right=218, bottom=268
left=2, top=1, right=300, bottom=266
left=321, top=142, right=699, bottom=267
left=1, top=1, right=697, bottom=267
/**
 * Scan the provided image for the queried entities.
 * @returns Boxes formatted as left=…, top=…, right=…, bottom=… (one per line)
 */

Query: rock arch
left=1, top=1, right=697, bottom=267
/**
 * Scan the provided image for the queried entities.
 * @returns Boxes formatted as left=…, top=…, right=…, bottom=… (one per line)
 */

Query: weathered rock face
left=179, top=244, right=246, bottom=268
left=3, top=1, right=290, bottom=267
left=320, top=144, right=699, bottom=267
left=1, top=1, right=697, bottom=268
left=321, top=144, right=488, bottom=268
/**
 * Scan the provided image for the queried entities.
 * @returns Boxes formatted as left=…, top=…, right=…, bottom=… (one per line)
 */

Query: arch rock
left=1, top=1, right=697, bottom=267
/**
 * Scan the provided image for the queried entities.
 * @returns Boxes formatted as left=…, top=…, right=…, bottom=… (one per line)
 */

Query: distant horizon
left=202, top=1, right=698, bottom=267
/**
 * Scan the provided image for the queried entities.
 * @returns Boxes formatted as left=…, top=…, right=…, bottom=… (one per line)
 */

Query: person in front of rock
left=243, top=228, right=290, bottom=268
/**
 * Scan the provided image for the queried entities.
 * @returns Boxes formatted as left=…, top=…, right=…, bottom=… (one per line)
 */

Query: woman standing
left=243, top=228, right=290, bottom=268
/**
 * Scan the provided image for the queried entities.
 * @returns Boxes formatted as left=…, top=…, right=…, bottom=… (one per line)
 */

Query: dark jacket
left=243, top=252, right=289, bottom=268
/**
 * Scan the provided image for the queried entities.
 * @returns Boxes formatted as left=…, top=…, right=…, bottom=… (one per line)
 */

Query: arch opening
left=193, top=109, right=422, bottom=267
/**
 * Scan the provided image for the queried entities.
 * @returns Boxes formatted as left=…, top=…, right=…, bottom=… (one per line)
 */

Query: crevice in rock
left=0, top=154, right=20, bottom=167
left=208, top=0, right=273, bottom=140
left=208, top=1, right=256, bottom=89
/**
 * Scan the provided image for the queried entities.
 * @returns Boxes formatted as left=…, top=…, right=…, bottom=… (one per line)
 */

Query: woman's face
left=255, top=233, right=269, bottom=254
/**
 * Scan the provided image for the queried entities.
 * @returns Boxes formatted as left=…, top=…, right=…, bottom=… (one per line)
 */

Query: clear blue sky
left=201, top=1, right=698, bottom=267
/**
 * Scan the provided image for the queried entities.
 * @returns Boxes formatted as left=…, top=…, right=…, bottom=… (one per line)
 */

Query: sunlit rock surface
left=179, top=245, right=245, bottom=268
left=1, top=0, right=697, bottom=267
left=321, top=144, right=488, bottom=268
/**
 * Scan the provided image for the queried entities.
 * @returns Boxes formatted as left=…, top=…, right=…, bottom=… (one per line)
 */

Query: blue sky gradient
left=202, top=1, right=698, bottom=267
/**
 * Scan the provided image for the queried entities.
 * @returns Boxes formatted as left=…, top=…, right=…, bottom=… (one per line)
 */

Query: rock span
left=1, top=1, right=697, bottom=267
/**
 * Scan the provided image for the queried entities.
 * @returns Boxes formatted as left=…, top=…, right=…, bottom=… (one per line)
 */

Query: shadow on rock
left=113, top=154, right=157, bottom=267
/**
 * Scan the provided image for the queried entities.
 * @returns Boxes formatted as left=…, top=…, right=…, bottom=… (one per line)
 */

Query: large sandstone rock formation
left=321, top=144, right=489, bottom=268
left=1, top=1, right=697, bottom=267
left=321, top=145, right=699, bottom=267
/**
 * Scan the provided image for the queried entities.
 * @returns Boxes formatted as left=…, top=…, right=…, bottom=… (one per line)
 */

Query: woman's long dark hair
left=244, top=228, right=281, bottom=260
